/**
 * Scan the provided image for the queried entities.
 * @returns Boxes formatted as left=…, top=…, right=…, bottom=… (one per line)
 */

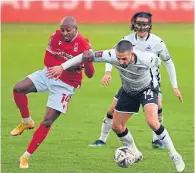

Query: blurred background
left=1, top=1, right=194, bottom=173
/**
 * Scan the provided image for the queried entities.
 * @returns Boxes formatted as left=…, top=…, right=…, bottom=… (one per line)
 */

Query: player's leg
left=113, top=89, right=143, bottom=162
left=19, top=107, right=61, bottom=168
left=19, top=78, right=75, bottom=168
left=141, top=88, right=185, bottom=172
left=89, top=87, right=123, bottom=147
left=152, top=93, right=164, bottom=148
left=11, top=69, right=48, bottom=136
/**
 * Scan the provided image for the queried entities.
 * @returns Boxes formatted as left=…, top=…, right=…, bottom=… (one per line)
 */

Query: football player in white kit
left=46, top=40, right=185, bottom=172
left=89, top=12, right=183, bottom=148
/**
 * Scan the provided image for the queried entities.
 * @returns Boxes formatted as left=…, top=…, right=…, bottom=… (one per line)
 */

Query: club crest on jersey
left=145, top=45, right=152, bottom=51
left=73, top=43, right=78, bottom=52
left=95, top=51, right=103, bottom=57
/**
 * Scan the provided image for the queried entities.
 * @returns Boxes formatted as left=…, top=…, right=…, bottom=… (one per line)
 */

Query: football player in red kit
left=11, top=16, right=94, bottom=168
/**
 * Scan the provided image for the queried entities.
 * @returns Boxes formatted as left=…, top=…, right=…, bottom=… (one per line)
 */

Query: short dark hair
left=115, top=40, right=133, bottom=53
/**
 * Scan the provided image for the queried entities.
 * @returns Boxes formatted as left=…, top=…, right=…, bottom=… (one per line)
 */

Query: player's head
left=115, top=40, right=134, bottom=68
left=60, top=16, right=78, bottom=42
left=130, top=12, right=152, bottom=38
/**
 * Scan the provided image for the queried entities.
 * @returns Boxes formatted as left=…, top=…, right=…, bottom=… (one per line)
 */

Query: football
left=114, top=146, right=136, bottom=168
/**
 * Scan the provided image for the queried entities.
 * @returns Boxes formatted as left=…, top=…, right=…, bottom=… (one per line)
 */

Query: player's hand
left=47, top=65, right=63, bottom=79
left=173, top=88, right=183, bottom=103
left=82, top=51, right=93, bottom=62
left=101, top=72, right=112, bottom=86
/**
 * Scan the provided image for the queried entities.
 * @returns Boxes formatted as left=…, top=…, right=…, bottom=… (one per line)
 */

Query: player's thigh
left=108, top=87, right=123, bottom=115
left=47, top=79, right=75, bottom=114
left=13, top=77, right=37, bottom=94
left=112, top=111, right=132, bottom=129
left=27, top=68, right=49, bottom=92
left=139, top=88, right=159, bottom=122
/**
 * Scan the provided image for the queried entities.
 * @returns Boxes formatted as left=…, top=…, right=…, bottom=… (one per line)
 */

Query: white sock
left=22, top=117, right=32, bottom=124
left=23, top=151, right=31, bottom=158
left=152, top=131, right=159, bottom=142
left=99, top=116, right=112, bottom=143
left=157, top=128, right=177, bottom=157
left=118, top=129, right=139, bottom=153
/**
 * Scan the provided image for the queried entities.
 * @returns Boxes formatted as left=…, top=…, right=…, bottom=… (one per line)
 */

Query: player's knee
left=112, top=124, right=122, bottom=133
left=13, top=83, right=23, bottom=93
left=146, top=118, right=160, bottom=131
left=42, top=118, right=53, bottom=128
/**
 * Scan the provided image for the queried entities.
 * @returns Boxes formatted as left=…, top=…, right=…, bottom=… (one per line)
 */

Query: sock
left=22, top=151, right=31, bottom=158
left=13, top=92, right=30, bottom=118
left=152, top=108, right=163, bottom=142
left=117, top=128, right=139, bottom=153
left=155, top=125, right=177, bottom=157
left=99, top=113, right=113, bottom=143
left=27, top=123, right=51, bottom=155
left=22, top=117, right=32, bottom=124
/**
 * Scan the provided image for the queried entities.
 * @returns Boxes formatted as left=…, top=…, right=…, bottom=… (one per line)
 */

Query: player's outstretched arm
left=47, top=53, right=84, bottom=79
left=47, top=49, right=114, bottom=79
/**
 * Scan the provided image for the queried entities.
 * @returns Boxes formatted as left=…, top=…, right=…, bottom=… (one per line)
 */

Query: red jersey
left=44, top=30, right=94, bottom=88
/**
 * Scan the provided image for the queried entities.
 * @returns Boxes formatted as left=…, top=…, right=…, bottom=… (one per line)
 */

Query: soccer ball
left=114, top=146, right=136, bottom=168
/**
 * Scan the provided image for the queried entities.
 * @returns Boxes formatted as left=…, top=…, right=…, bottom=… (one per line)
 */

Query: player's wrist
left=60, top=64, right=65, bottom=70
left=105, top=71, right=111, bottom=75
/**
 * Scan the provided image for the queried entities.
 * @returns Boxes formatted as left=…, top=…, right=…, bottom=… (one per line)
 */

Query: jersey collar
left=135, top=33, right=150, bottom=41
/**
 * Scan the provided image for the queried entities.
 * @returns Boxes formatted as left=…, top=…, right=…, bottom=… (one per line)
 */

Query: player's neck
left=137, top=33, right=149, bottom=41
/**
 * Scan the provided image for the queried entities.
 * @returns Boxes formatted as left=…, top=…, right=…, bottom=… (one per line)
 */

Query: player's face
left=116, top=50, right=134, bottom=68
left=60, top=26, right=77, bottom=42
left=134, top=17, right=151, bottom=38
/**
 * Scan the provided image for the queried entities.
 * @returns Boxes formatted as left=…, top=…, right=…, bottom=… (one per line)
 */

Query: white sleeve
left=157, top=41, right=178, bottom=88
left=157, top=41, right=171, bottom=61
left=93, top=49, right=118, bottom=64
left=61, top=49, right=117, bottom=70
left=163, top=59, right=178, bottom=88
left=61, top=53, right=83, bottom=70
left=105, top=63, right=113, bottom=72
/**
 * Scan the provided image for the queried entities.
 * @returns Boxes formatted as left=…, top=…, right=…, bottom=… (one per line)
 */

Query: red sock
left=27, top=123, right=51, bottom=154
left=13, top=92, right=30, bottom=118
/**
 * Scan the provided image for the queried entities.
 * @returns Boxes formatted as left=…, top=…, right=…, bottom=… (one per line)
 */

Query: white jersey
left=106, top=33, right=178, bottom=89
left=122, top=33, right=170, bottom=62
left=94, top=49, right=160, bottom=95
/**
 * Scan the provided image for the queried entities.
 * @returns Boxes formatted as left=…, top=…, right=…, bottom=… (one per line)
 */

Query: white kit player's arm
left=61, top=49, right=117, bottom=71
left=157, top=41, right=178, bottom=88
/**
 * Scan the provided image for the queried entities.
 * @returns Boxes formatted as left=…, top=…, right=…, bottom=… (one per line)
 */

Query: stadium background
left=1, top=1, right=194, bottom=173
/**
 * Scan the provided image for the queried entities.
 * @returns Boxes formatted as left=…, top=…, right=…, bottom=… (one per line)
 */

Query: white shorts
left=28, top=68, right=75, bottom=114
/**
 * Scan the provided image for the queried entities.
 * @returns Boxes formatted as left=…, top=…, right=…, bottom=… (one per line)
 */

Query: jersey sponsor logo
left=59, top=41, right=62, bottom=45
left=73, top=43, right=78, bottom=52
left=95, top=51, right=103, bottom=57
left=145, top=45, right=152, bottom=51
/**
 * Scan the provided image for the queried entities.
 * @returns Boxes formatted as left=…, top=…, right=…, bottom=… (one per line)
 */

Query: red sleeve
left=83, top=38, right=94, bottom=78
